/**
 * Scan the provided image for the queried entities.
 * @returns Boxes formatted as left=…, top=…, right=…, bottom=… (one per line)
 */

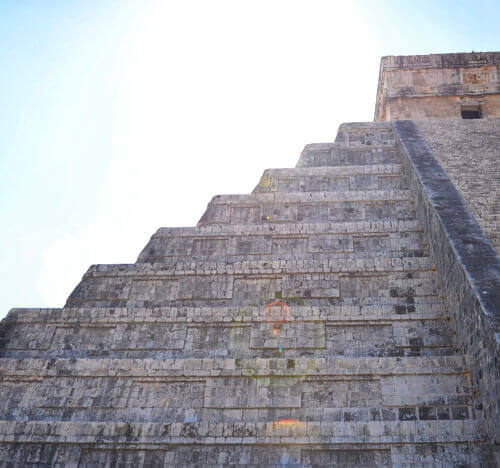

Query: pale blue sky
left=0, top=0, right=498, bottom=318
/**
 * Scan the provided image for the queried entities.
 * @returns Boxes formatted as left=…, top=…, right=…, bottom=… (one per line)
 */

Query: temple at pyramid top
left=374, top=51, right=500, bottom=120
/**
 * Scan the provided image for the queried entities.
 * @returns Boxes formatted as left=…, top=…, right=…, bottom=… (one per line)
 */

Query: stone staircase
left=0, top=122, right=494, bottom=466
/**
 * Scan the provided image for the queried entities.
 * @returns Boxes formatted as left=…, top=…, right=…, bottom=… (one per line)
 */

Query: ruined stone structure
left=0, top=53, right=498, bottom=466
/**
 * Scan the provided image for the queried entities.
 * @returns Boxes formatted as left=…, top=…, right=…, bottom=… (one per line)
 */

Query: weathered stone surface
left=375, top=51, right=500, bottom=121
left=1, top=56, right=499, bottom=465
left=1, top=122, right=497, bottom=465
left=415, top=118, right=500, bottom=251
left=394, top=120, right=500, bottom=459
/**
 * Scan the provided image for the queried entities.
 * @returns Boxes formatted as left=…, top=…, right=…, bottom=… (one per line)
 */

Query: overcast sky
left=0, top=0, right=498, bottom=318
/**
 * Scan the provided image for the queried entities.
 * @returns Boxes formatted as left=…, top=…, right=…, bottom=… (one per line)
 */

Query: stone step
left=138, top=230, right=428, bottom=264
left=256, top=163, right=404, bottom=179
left=0, top=358, right=474, bottom=423
left=65, top=261, right=440, bottom=308
left=199, top=198, right=416, bottom=225
left=297, top=146, right=401, bottom=168
left=253, top=165, right=407, bottom=193
left=334, top=121, right=396, bottom=147
left=144, top=220, right=427, bottom=263
left=154, top=219, right=424, bottom=237
left=0, top=440, right=494, bottom=467
left=208, top=190, right=412, bottom=203
left=4, top=302, right=448, bottom=324
left=0, top=420, right=487, bottom=445
left=0, top=355, right=468, bottom=375
left=0, top=400, right=477, bottom=425
left=0, top=310, right=454, bottom=359
left=78, top=256, right=439, bottom=277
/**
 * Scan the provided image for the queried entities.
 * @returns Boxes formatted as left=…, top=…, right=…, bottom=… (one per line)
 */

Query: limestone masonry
left=0, top=52, right=499, bottom=466
left=375, top=52, right=500, bottom=121
left=414, top=119, right=500, bottom=252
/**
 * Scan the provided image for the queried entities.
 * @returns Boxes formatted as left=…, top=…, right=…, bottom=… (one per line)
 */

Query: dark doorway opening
left=461, top=106, right=482, bottom=119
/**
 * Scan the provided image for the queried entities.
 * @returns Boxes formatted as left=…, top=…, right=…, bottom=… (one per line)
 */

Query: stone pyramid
left=0, top=122, right=496, bottom=466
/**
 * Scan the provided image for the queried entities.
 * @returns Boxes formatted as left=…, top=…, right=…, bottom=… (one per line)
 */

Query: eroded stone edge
left=393, top=119, right=500, bottom=447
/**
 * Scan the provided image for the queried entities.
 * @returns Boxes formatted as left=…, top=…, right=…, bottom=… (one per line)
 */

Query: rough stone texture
left=375, top=52, right=500, bottom=121
left=0, top=121, right=497, bottom=466
left=414, top=118, right=500, bottom=251
left=394, top=120, right=500, bottom=464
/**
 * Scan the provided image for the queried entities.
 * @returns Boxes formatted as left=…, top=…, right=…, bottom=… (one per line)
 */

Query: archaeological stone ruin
left=0, top=52, right=499, bottom=466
